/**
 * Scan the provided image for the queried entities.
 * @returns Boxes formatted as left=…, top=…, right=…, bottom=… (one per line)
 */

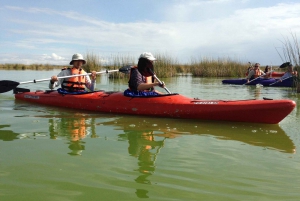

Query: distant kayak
left=270, top=72, right=285, bottom=77
left=222, top=77, right=293, bottom=87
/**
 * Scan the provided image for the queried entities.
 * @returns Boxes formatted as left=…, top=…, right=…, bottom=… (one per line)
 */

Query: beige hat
left=139, top=52, right=156, bottom=61
left=70, top=53, right=86, bottom=65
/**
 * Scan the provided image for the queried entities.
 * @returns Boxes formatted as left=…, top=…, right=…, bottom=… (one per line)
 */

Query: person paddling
left=127, top=52, right=165, bottom=95
left=246, top=63, right=265, bottom=83
left=49, top=53, right=97, bottom=92
left=278, top=63, right=298, bottom=82
left=263, top=65, right=272, bottom=79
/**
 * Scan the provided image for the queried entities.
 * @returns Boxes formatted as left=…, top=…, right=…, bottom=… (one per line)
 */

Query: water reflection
left=1, top=112, right=296, bottom=198
left=2, top=113, right=296, bottom=154
left=118, top=130, right=165, bottom=198
left=102, top=115, right=296, bottom=198
left=0, top=125, right=19, bottom=141
left=48, top=114, right=97, bottom=156
left=104, top=116, right=296, bottom=154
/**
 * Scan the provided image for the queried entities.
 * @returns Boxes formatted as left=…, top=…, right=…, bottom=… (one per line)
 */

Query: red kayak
left=14, top=89, right=296, bottom=124
left=271, top=72, right=285, bottom=77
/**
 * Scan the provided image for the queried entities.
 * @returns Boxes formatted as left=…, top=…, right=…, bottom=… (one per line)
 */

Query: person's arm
left=137, top=82, right=160, bottom=91
left=246, top=71, right=254, bottom=82
left=85, top=76, right=96, bottom=91
left=49, top=70, right=67, bottom=89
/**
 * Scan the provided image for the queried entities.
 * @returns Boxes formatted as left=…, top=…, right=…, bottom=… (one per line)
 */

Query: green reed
left=189, top=57, right=249, bottom=77
left=277, top=32, right=300, bottom=92
left=0, top=63, right=63, bottom=70
left=84, top=52, right=102, bottom=73
left=0, top=53, right=269, bottom=80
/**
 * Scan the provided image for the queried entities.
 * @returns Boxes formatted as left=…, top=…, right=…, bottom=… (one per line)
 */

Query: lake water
left=0, top=70, right=300, bottom=201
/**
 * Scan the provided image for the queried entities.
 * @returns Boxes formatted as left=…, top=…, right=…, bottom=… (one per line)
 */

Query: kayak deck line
left=14, top=88, right=296, bottom=124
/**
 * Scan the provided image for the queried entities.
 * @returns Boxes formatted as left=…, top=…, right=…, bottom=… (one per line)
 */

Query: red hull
left=14, top=90, right=296, bottom=124
left=271, top=72, right=285, bottom=77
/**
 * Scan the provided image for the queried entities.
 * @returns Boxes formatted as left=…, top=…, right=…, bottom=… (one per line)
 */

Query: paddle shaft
left=269, top=75, right=293, bottom=86
left=147, top=68, right=171, bottom=94
left=19, top=69, right=119, bottom=84
left=243, top=70, right=272, bottom=85
left=152, top=74, right=172, bottom=94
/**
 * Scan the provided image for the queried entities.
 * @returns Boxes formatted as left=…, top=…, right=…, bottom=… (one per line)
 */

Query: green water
left=0, top=70, right=300, bottom=200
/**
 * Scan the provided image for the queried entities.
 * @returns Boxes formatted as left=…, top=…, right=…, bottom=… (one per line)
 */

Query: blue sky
left=1, top=0, right=300, bottom=65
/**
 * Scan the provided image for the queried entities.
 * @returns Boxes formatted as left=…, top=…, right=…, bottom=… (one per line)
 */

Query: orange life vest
left=69, top=118, right=87, bottom=141
left=252, top=69, right=262, bottom=78
left=62, top=68, right=86, bottom=91
left=129, top=66, right=153, bottom=91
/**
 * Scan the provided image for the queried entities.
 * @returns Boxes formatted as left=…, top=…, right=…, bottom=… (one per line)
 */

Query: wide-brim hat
left=70, top=53, right=86, bottom=65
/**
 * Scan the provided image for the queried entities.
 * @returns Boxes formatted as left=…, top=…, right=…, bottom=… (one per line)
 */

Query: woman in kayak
left=49, top=53, right=97, bottom=92
left=126, top=52, right=165, bottom=95
left=278, top=63, right=298, bottom=82
left=263, top=65, right=272, bottom=79
left=246, top=63, right=266, bottom=83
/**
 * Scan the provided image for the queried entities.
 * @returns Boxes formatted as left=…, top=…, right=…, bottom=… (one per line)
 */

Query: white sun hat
left=139, top=52, right=157, bottom=61
left=70, top=53, right=86, bottom=65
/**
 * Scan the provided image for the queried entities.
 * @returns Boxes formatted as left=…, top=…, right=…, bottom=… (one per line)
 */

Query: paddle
left=279, top=62, right=290, bottom=68
left=0, top=68, right=128, bottom=93
left=147, top=68, right=172, bottom=94
left=269, top=75, right=293, bottom=86
left=243, top=72, right=269, bottom=85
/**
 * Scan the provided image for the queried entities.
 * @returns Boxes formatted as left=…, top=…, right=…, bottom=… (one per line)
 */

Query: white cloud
left=1, top=2, right=300, bottom=65
left=51, top=53, right=64, bottom=61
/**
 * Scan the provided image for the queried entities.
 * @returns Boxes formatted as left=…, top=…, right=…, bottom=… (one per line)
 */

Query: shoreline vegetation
left=0, top=53, right=286, bottom=78
left=1, top=52, right=298, bottom=92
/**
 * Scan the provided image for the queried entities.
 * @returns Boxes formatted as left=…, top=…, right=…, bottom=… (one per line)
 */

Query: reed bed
left=189, top=57, right=247, bottom=77
left=0, top=53, right=269, bottom=79
left=94, top=53, right=251, bottom=78
left=84, top=52, right=102, bottom=73
left=0, top=63, right=63, bottom=70
left=277, top=32, right=300, bottom=93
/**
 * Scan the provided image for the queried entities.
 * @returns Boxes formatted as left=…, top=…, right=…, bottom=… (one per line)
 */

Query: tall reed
left=189, top=57, right=248, bottom=77
left=152, top=53, right=178, bottom=77
left=84, top=52, right=102, bottom=72
left=0, top=63, right=63, bottom=70
left=276, top=32, right=300, bottom=92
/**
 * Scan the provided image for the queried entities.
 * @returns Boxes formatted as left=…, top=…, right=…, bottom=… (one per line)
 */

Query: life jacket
left=251, top=69, right=262, bottom=79
left=128, top=66, right=154, bottom=91
left=69, top=118, right=87, bottom=141
left=62, top=68, right=86, bottom=91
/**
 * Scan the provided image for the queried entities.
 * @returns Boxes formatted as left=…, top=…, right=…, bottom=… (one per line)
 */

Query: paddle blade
left=279, top=62, right=290, bottom=68
left=119, top=65, right=133, bottom=74
left=0, top=80, right=20, bottom=93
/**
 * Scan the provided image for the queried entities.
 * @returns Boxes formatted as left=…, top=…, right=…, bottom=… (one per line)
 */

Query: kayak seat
left=57, top=88, right=104, bottom=95
left=123, top=89, right=178, bottom=97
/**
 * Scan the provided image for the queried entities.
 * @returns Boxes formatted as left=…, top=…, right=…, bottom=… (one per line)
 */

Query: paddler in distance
left=49, top=53, right=97, bottom=92
left=278, top=63, right=298, bottom=82
left=246, top=63, right=266, bottom=83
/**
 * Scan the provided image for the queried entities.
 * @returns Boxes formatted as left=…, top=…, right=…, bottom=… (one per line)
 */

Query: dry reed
left=276, top=32, right=300, bottom=92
